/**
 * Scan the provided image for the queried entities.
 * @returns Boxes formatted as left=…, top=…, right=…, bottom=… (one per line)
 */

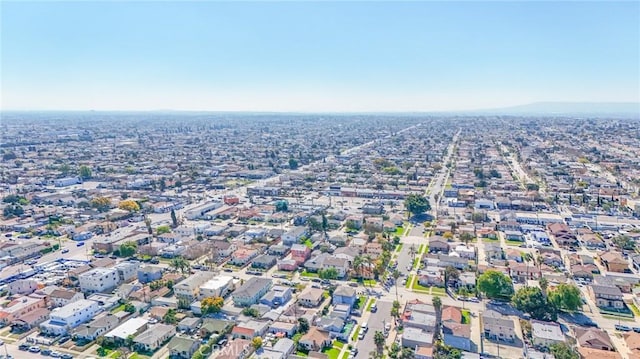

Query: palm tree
left=522, top=252, right=533, bottom=286
left=539, top=277, right=549, bottom=294
left=373, top=331, right=385, bottom=353
left=363, top=254, right=373, bottom=285
left=391, top=269, right=402, bottom=301
left=460, top=232, right=473, bottom=248
left=433, top=296, right=442, bottom=340
left=353, top=255, right=364, bottom=279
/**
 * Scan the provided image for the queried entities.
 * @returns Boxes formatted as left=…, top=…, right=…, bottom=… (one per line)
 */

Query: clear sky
left=1, top=1, right=639, bottom=112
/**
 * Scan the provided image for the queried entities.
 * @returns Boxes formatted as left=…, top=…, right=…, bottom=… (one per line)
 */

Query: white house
left=199, top=276, right=234, bottom=299
left=454, top=245, right=476, bottom=259
left=79, top=268, right=119, bottom=294
left=40, top=299, right=101, bottom=335
left=174, top=271, right=217, bottom=300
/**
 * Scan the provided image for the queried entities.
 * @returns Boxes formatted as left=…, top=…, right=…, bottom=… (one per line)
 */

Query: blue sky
left=1, top=1, right=639, bottom=112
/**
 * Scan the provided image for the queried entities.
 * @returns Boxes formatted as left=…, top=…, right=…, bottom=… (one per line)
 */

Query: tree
left=433, top=296, right=442, bottom=325
left=163, top=309, right=177, bottom=324
left=170, top=256, right=190, bottom=273
left=124, top=302, right=136, bottom=313
left=144, top=216, right=153, bottom=235
left=444, top=266, right=459, bottom=287
left=391, top=269, right=402, bottom=301
left=170, top=209, right=178, bottom=228
left=353, top=255, right=365, bottom=279
left=511, top=286, right=557, bottom=321
left=289, top=158, right=299, bottom=170
left=79, top=165, right=92, bottom=179
left=612, top=235, right=636, bottom=251
left=373, top=331, right=385, bottom=353
left=119, top=241, right=138, bottom=257
left=252, top=337, right=263, bottom=349
left=477, top=270, right=514, bottom=299
left=548, top=283, right=582, bottom=312
left=3, top=204, right=24, bottom=218
left=550, top=343, right=579, bottom=359
left=391, top=300, right=401, bottom=318
left=201, top=296, right=224, bottom=315
left=459, top=232, right=474, bottom=247
left=242, top=307, right=260, bottom=317
left=298, top=317, right=310, bottom=333
left=275, top=200, right=289, bottom=212
left=400, top=348, right=415, bottom=359
left=404, top=194, right=431, bottom=218
left=118, top=199, right=140, bottom=212
left=539, top=277, right=549, bottom=293
left=318, top=267, right=339, bottom=280
left=91, top=196, right=112, bottom=212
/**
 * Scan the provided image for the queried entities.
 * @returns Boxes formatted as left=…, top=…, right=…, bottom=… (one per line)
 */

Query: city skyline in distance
left=2, top=1, right=639, bottom=112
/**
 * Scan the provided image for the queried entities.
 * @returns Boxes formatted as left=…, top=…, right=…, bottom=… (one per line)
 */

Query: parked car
left=61, top=354, right=73, bottom=359
left=18, top=343, right=29, bottom=351
left=615, top=324, right=632, bottom=332
left=41, top=348, right=52, bottom=355
left=61, top=248, right=69, bottom=254
left=76, top=241, right=85, bottom=247
left=371, top=304, right=378, bottom=313
left=633, top=327, right=640, bottom=333
left=29, top=346, right=41, bottom=353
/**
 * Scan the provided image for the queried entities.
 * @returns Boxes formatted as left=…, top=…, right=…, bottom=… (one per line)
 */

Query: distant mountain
left=469, top=102, right=640, bottom=117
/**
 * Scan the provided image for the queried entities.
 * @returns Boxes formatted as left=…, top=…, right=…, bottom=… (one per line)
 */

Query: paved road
left=355, top=300, right=393, bottom=359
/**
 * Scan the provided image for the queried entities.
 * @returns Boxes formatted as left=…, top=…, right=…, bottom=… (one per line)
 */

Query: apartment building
left=79, top=267, right=119, bottom=294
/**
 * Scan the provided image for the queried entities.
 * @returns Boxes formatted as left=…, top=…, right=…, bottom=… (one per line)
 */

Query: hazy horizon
left=2, top=1, right=639, bottom=112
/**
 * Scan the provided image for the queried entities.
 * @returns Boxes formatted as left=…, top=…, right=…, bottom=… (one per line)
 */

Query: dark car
left=42, top=348, right=52, bottom=355
left=61, top=354, right=73, bottom=359
left=76, top=241, right=85, bottom=247
left=615, top=324, right=632, bottom=332
left=19, top=343, right=30, bottom=351
left=633, top=327, right=640, bottom=333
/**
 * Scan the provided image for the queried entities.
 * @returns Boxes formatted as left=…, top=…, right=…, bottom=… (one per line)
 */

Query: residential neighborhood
left=0, top=113, right=639, bottom=359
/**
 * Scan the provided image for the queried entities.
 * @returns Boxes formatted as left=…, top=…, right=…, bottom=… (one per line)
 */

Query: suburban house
left=575, top=327, right=615, bottom=351
left=482, top=310, right=515, bottom=342
left=232, top=277, right=272, bottom=307
left=73, top=313, right=120, bottom=341
left=0, top=295, right=48, bottom=325
left=590, top=285, right=625, bottom=309
left=290, top=244, right=311, bottom=263
left=509, top=263, right=542, bottom=282
left=230, top=247, right=259, bottom=266
left=104, top=317, right=149, bottom=345
left=599, top=251, right=629, bottom=273
left=217, top=339, right=255, bottom=359
left=268, top=321, right=298, bottom=338
left=133, top=323, right=176, bottom=352
left=429, top=237, right=450, bottom=253
left=298, top=287, right=325, bottom=308
left=547, top=223, right=578, bottom=247
left=402, top=327, right=434, bottom=349
left=298, top=327, right=331, bottom=351
left=137, top=266, right=164, bottom=284
left=332, top=286, right=357, bottom=306
left=260, top=286, right=292, bottom=308
left=282, top=227, right=308, bottom=246
left=173, top=271, right=217, bottom=301
left=167, top=336, right=200, bottom=359
left=252, top=254, right=278, bottom=270
left=530, top=320, right=564, bottom=347
left=231, top=320, right=269, bottom=339
left=40, top=299, right=101, bottom=335
left=442, top=322, right=472, bottom=352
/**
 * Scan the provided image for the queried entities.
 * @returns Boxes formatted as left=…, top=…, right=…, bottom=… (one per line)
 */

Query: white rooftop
left=105, top=317, right=149, bottom=340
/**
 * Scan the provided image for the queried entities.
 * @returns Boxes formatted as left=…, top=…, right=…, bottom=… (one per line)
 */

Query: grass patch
left=412, top=256, right=421, bottom=269
left=300, top=270, right=319, bottom=278
left=323, top=347, right=341, bottom=359
left=355, top=296, right=367, bottom=310
left=412, top=280, right=430, bottom=292
left=506, top=240, right=525, bottom=246
left=483, top=237, right=500, bottom=243
left=628, top=303, right=640, bottom=317
left=395, top=243, right=403, bottom=252
left=296, top=351, right=309, bottom=357
left=417, top=244, right=425, bottom=254
left=111, top=304, right=125, bottom=313
left=351, top=325, right=361, bottom=342
left=293, top=333, right=303, bottom=343
left=365, top=298, right=376, bottom=312
left=333, top=340, right=344, bottom=349
left=431, top=287, right=446, bottom=295
left=603, top=314, right=635, bottom=322
left=461, top=309, right=471, bottom=324
left=405, top=275, right=414, bottom=288
left=394, top=226, right=407, bottom=236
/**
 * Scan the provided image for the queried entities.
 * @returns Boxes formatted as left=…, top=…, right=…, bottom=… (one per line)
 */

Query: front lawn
left=431, top=287, right=446, bottom=296
left=333, top=340, right=344, bottom=349
left=405, top=275, right=414, bottom=288
left=482, top=237, right=500, bottom=243
left=629, top=303, right=640, bottom=317
left=395, top=243, right=403, bottom=252
left=506, top=240, right=525, bottom=246
left=351, top=325, right=361, bottom=342
left=110, top=304, right=125, bottom=314
left=355, top=296, right=367, bottom=310
left=323, top=347, right=341, bottom=359
left=394, top=226, right=406, bottom=236
left=412, top=257, right=421, bottom=269
left=412, top=280, right=430, bottom=292
left=301, top=270, right=319, bottom=278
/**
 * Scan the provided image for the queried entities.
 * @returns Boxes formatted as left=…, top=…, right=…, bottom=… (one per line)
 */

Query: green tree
left=170, top=209, right=178, bottom=227
left=548, top=283, right=582, bottom=312
left=404, top=194, right=431, bottom=218
left=612, top=235, right=636, bottom=251
left=391, top=300, right=401, bottom=318
left=289, top=158, right=299, bottom=170
left=549, top=343, right=579, bottom=359
left=391, top=269, right=402, bottom=301
left=170, top=256, right=190, bottom=273
left=477, top=270, right=514, bottom=299
left=298, top=317, right=310, bottom=333
left=275, top=200, right=289, bottom=212
left=119, top=241, right=138, bottom=257
left=252, top=337, right=263, bottom=349
left=79, top=165, right=92, bottom=179
left=163, top=309, right=177, bottom=324
left=318, top=267, right=339, bottom=280
left=124, top=302, right=136, bottom=313
left=539, top=277, right=549, bottom=293
left=242, top=307, right=260, bottom=317
left=511, top=286, right=557, bottom=321
left=373, top=331, right=385, bottom=353
left=459, top=232, right=474, bottom=247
